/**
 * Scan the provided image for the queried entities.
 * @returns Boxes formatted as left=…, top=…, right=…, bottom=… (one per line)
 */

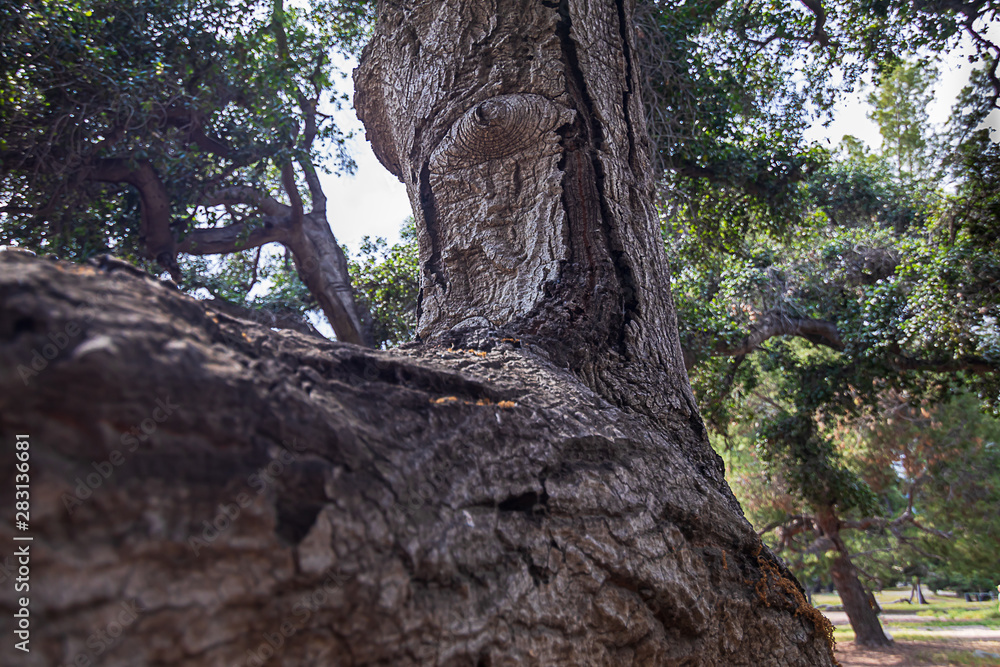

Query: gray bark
left=0, top=251, right=835, bottom=665
left=355, top=0, right=701, bottom=443
left=179, top=190, right=373, bottom=348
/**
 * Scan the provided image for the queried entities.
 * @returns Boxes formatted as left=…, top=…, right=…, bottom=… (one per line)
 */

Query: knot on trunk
left=430, top=94, right=573, bottom=169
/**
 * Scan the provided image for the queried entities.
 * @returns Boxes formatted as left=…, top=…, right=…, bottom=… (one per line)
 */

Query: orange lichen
left=752, top=545, right=839, bottom=665
left=430, top=397, right=518, bottom=408
left=445, top=347, right=487, bottom=357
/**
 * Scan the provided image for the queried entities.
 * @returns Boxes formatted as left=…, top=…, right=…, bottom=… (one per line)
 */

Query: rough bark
left=287, top=212, right=373, bottom=348
left=816, top=509, right=893, bottom=647
left=354, top=0, right=701, bottom=443
left=0, top=0, right=839, bottom=662
left=0, top=252, right=836, bottom=665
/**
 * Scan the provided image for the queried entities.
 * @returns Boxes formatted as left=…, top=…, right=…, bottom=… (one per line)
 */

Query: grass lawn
left=821, top=588, right=1000, bottom=665
left=812, top=587, right=999, bottom=619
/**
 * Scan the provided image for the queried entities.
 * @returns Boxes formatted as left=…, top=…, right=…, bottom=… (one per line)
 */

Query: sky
left=324, top=25, right=1000, bottom=253
left=317, top=60, right=411, bottom=253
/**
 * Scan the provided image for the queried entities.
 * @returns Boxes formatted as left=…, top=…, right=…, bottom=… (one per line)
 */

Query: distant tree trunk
left=816, top=509, right=893, bottom=646
left=177, top=181, right=374, bottom=347
left=287, top=212, right=373, bottom=346
left=910, top=577, right=929, bottom=605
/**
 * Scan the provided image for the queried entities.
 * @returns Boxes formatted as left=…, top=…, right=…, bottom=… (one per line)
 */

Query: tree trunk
left=287, top=211, right=374, bottom=347
left=1, top=251, right=837, bottom=665
left=0, top=0, right=838, bottom=663
left=355, top=0, right=709, bottom=465
left=910, top=578, right=928, bottom=605
left=816, top=509, right=893, bottom=646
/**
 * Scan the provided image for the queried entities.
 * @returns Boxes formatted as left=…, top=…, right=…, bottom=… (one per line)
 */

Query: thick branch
left=202, top=186, right=292, bottom=218
left=281, top=162, right=305, bottom=225
left=797, top=0, right=831, bottom=48
left=176, top=218, right=291, bottom=255
left=715, top=312, right=843, bottom=358
left=87, top=158, right=179, bottom=280
left=298, top=96, right=327, bottom=214
left=889, top=348, right=997, bottom=375
left=203, top=295, right=323, bottom=338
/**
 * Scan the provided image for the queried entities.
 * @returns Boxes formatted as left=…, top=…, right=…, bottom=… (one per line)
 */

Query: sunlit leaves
left=346, top=220, right=419, bottom=350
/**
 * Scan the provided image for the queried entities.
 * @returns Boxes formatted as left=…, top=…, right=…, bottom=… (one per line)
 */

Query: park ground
left=811, top=588, right=1000, bottom=666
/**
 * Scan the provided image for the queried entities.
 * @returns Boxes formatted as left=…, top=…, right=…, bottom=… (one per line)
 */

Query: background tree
left=0, top=0, right=375, bottom=343
left=346, top=219, right=419, bottom=349
left=867, top=61, right=939, bottom=182
left=667, top=43, right=1000, bottom=641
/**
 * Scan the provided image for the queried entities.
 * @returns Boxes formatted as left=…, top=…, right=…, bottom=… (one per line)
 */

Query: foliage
left=665, top=36, right=1000, bottom=616
left=181, top=246, right=316, bottom=317
left=914, top=398, right=1000, bottom=588
left=0, top=0, right=373, bottom=272
left=636, top=0, right=1000, bottom=253
left=867, top=60, right=940, bottom=181
left=346, top=220, right=420, bottom=349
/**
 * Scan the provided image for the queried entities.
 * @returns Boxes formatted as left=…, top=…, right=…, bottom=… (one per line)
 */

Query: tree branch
left=281, top=162, right=305, bottom=226
left=797, top=0, right=831, bottom=48
left=297, top=94, right=328, bottom=214
left=202, top=295, right=324, bottom=338
left=176, top=218, right=292, bottom=255
left=202, top=186, right=292, bottom=218
left=715, top=312, right=844, bottom=358
left=888, top=347, right=997, bottom=375
left=87, top=158, right=180, bottom=280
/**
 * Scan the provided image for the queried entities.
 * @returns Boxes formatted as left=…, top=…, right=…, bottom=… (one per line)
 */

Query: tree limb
left=797, top=0, right=831, bottom=48
left=715, top=312, right=844, bottom=358
left=176, top=218, right=291, bottom=255
left=202, top=186, right=292, bottom=218
left=87, top=158, right=180, bottom=280
left=281, top=162, right=305, bottom=225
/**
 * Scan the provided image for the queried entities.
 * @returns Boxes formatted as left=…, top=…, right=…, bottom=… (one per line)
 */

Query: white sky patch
left=803, top=23, right=1000, bottom=152
left=321, top=54, right=411, bottom=251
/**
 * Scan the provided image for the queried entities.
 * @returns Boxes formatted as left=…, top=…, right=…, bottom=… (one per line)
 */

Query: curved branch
left=797, top=0, right=831, bottom=48
left=715, top=312, right=844, bottom=358
left=87, top=159, right=179, bottom=280
left=202, top=186, right=291, bottom=218
left=176, top=218, right=292, bottom=255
